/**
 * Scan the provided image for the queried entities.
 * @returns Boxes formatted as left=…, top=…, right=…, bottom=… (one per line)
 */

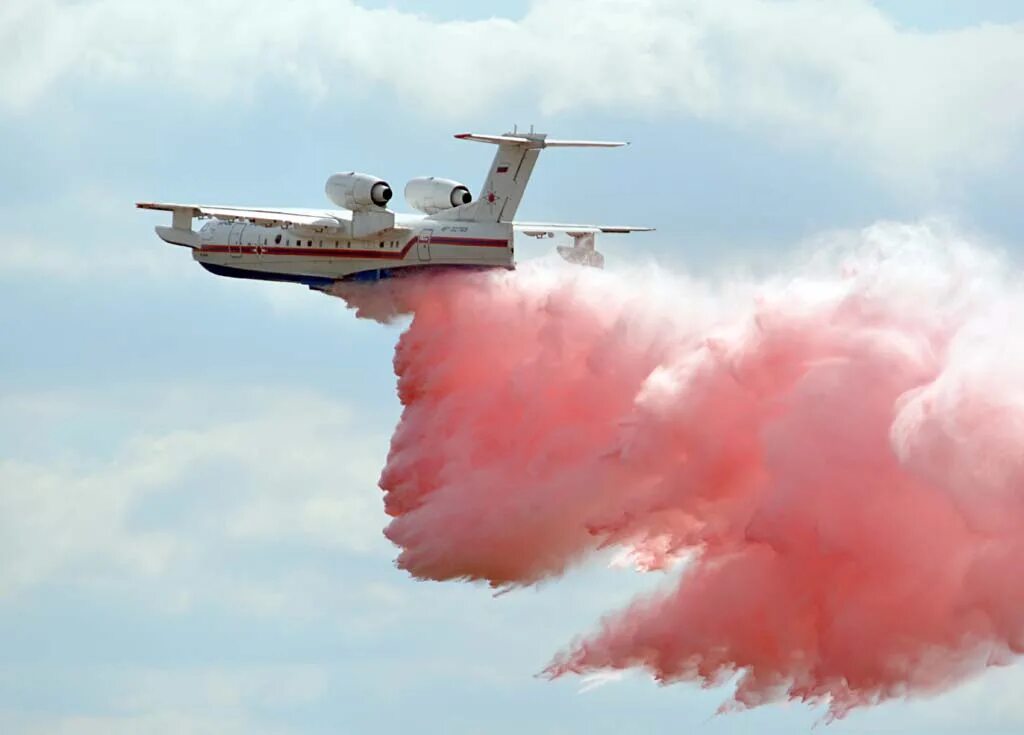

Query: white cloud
left=0, top=664, right=323, bottom=735
left=0, top=385, right=391, bottom=609
left=0, top=712, right=291, bottom=735
left=577, top=670, right=626, bottom=694
left=0, top=233, right=173, bottom=281
left=118, top=665, right=330, bottom=711
left=0, top=0, right=1022, bottom=181
left=0, top=186, right=181, bottom=281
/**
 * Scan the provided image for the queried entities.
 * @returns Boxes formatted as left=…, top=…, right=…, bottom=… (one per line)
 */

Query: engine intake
left=405, top=177, right=472, bottom=215
left=325, top=172, right=393, bottom=211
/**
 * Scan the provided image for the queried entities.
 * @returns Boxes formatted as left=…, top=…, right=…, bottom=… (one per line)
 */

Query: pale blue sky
left=2, top=2, right=1024, bottom=733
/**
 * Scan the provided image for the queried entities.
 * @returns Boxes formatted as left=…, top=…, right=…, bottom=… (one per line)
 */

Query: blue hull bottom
left=199, top=262, right=505, bottom=288
left=200, top=262, right=337, bottom=288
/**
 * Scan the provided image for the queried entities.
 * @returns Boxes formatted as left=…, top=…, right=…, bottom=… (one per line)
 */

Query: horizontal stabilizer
left=514, top=222, right=654, bottom=235
left=543, top=139, right=628, bottom=148
left=454, top=133, right=534, bottom=145
left=454, top=133, right=628, bottom=148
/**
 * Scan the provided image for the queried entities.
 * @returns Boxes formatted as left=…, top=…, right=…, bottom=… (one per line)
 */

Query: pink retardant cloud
left=333, top=222, right=1024, bottom=718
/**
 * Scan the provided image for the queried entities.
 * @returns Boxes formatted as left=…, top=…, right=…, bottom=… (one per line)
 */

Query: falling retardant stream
left=331, top=221, right=1024, bottom=719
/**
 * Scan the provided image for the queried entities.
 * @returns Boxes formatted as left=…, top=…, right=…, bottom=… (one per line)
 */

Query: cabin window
left=274, top=234, right=282, bottom=245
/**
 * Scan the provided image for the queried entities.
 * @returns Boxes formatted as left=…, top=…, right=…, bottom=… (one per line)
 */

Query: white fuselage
left=191, top=213, right=514, bottom=287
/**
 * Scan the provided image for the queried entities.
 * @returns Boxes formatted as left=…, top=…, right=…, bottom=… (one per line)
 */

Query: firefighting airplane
left=137, top=130, right=652, bottom=290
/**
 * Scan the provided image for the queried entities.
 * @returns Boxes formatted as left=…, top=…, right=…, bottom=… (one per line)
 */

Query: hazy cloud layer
left=0, top=386, right=389, bottom=607
left=0, top=664, right=320, bottom=735
left=3, top=3, right=1024, bottom=732
left=1, top=0, right=1022, bottom=181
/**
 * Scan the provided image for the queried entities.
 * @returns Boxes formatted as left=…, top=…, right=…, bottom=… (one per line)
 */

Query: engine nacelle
left=404, top=177, right=473, bottom=215
left=325, top=172, right=393, bottom=211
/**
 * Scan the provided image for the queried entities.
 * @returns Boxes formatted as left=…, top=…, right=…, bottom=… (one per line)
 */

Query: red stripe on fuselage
left=199, top=235, right=509, bottom=260
left=430, top=237, right=509, bottom=247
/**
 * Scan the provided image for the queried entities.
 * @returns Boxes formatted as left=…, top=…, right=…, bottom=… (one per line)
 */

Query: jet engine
left=325, top=172, right=393, bottom=211
left=404, top=177, right=472, bottom=215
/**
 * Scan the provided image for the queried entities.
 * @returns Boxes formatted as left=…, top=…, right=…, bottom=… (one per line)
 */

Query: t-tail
left=432, top=131, right=628, bottom=223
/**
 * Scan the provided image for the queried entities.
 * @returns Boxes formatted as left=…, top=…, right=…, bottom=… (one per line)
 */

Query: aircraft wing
left=512, top=222, right=654, bottom=235
left=136, top=202, right=349, bottom=229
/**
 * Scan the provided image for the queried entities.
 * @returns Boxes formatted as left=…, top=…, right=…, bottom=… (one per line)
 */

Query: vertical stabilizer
left=435, top=132, right=629, bottom=224
left=434, top=131, right=628, bottom=224
left=430, top=132, right=544, bottom=223
left=474, top=133, right=544, bottom=222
